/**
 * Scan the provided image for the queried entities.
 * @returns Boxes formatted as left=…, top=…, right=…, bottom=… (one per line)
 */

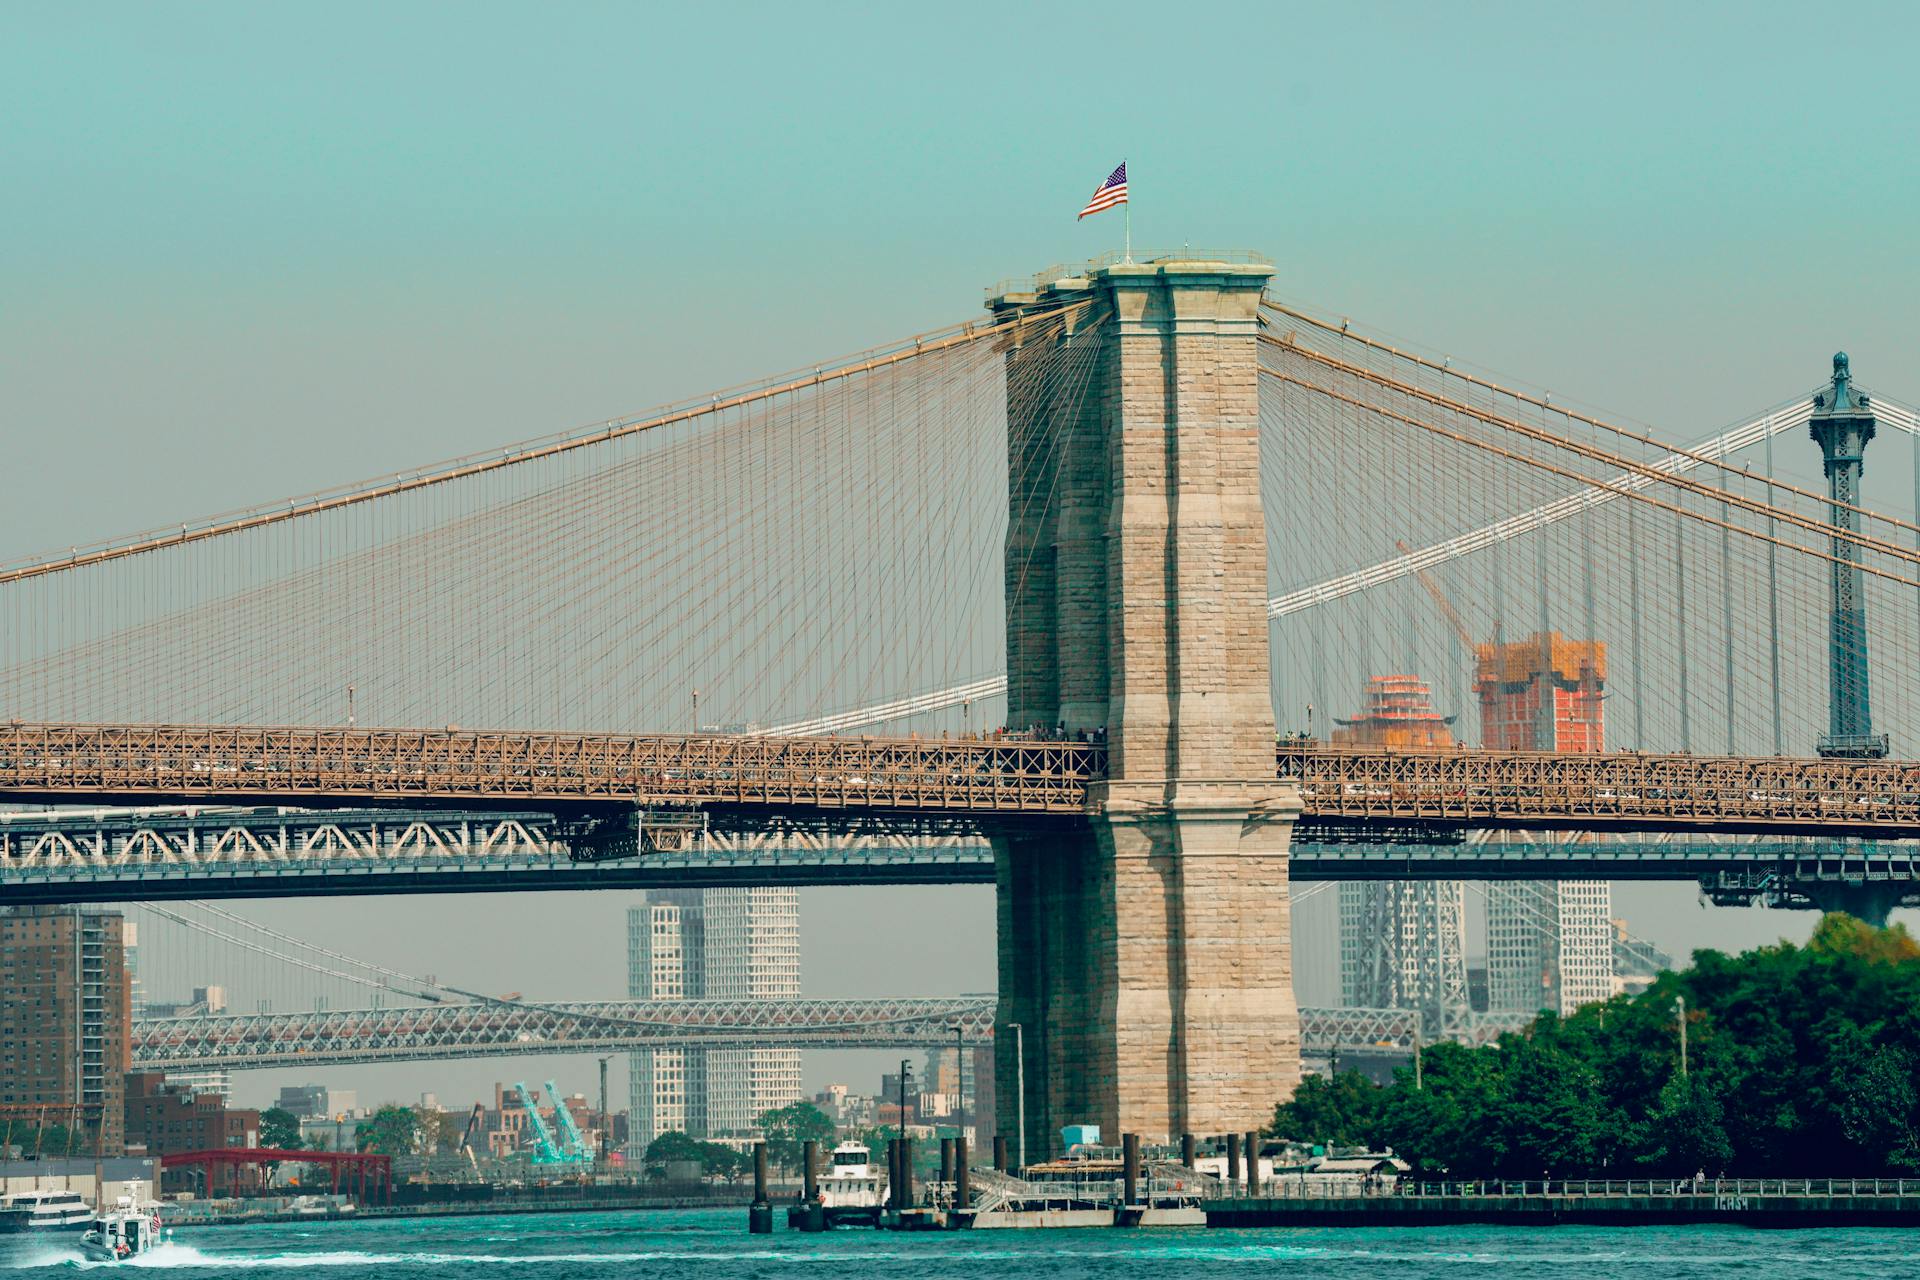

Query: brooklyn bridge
left=6, top=255, right=1920, bottom=1153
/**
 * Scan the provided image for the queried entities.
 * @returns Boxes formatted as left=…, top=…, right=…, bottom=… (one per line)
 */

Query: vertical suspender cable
left=1766, top=427, right=1785, bottom=755
left=1721, top=497, right=1736, bottom=754
left=1675, top=507, right=1692, bottom=753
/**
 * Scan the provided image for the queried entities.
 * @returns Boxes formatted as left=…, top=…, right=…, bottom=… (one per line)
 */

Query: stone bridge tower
left=990, top=258, right=1300, bottom=1156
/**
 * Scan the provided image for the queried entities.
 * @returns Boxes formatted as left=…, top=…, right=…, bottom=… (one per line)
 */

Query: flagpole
left=1124, top=162, right=1133, bottom=264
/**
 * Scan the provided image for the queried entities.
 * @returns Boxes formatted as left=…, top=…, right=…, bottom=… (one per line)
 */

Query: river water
left=3, top=1208, right=1916, bottom=1278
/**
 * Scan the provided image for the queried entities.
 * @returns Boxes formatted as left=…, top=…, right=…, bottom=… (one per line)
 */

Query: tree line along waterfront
left=233, top=917, right=1920, bottom=1185
left=1272, top=915, right=1920, bottom=1178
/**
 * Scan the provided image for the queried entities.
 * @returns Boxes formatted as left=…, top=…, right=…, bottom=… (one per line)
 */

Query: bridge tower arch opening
left=990, top=257, right=1300, bottom=1156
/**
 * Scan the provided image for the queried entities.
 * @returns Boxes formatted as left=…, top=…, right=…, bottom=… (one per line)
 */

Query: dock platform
left=1206, top=1178, right=1920, bottom=1228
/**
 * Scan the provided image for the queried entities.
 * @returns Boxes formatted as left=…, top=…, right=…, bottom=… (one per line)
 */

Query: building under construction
left=1474, top=631, right=1606, bottom=752
left=1330, top=675, right=1457, bottom=749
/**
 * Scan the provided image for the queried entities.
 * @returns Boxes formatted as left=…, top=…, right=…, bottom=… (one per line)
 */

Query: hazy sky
left=4, top=2, right=1918, bottom=1110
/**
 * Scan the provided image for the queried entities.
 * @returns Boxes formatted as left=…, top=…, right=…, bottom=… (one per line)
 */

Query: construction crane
left=544, top=1079, right=594, bottom=1163
left=511, top=1081, right=587, bottom=1166
left=1397, top=538, right=1479, bottom=651
left=456, top=1102, right=485, bottom=1170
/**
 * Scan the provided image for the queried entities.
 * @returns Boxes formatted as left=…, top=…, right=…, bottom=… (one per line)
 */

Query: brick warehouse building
left=124, top=1072, right=260, bottom=1157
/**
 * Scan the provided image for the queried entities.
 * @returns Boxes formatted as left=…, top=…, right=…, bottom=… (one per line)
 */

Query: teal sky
left=6, top=1, right=1920, bottom=553
left=4, top=2, right=1917, bottom=1107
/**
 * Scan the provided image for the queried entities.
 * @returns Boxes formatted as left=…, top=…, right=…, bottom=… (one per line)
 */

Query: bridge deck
left=1280, top=745, right=1920, bottom=837
left=5, top=724, right=1920, bottom=838
left=0, top=723, right=1099, bottom=815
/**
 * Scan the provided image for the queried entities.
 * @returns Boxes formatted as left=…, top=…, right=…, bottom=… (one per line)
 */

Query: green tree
left=414, top=1108, right=465, bottom=1156
left=18, top=1122, right=78, bottom=1157
left=644, top=1130, right=703, bottom=1169
left=1808, top=914, right=1920, bottom=964
left=643, top=1130, right=745, bottom=1180
left=755, top=1101, right=836, bottom=1172
left=1259, top=916, right=1920, bottom=1179
left=1267, top=1070, right=1382, bottom=1148
left=259, top=1107, right=303, bottom=1151
left=1378, top=1041, right=1506, bottom=1174
left=1839, top=1044, right=1920, bottom=1172
left=1633, top=1074, right=1733, bottom=1176
left=710, top=1143, right=748, bottom=1182
left=1493, top=1028, right=1618, bottom=1177
left=355, top=1105, right=422, bottom=1156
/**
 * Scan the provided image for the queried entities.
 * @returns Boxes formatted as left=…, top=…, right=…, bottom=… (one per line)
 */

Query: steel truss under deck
left=130, top=998, right=1421, bottom=1070
left=3, top=804, right=1916, bottom=909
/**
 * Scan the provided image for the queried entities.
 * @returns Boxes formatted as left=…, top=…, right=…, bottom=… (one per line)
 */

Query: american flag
left=1077, top=162, right=1127, bottom=220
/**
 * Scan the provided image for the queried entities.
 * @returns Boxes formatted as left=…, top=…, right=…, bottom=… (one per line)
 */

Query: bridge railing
left=1279, top=744, right=1920, bottom=835
left=11, top=724, right=1920, bottom=838
left=0, top=724, right=1107, bottom=814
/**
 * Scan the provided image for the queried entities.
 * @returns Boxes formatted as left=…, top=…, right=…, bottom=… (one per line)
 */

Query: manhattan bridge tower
left=1808, top=352, right=1888, bottom=759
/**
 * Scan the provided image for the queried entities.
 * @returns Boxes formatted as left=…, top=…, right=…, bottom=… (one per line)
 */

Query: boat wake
left=5, top=1248, right=938, bottom=1270
left=1, top=1242, right=208, bottom=1269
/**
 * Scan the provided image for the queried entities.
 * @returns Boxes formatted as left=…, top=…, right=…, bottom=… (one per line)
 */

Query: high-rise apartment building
left=0, top=906, right=133, bottom=1154
left=626, top=888, right=801, bottom=1151
left=1476, top=632, right=1614, bottom=1015
left=275, top=1085, right=358, bottom=1121
left=701, top=889, right=802, bottom=1136
left=627, top=896, right=701, bottom=1146
left=124, top=921, right=142, bottom=1022
left=161, top=1071, right=234, bottom=1106
left=1484, top=880, right=1615, bottom=1015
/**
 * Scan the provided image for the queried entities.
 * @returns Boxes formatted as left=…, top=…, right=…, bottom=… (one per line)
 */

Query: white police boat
left=78, top=1199, right=167, bottom=1263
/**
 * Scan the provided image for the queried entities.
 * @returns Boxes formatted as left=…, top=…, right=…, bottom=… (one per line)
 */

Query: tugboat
left=817, top=1141, right=885, bottom=1228
left=78, top=1199, right=166, bottom=1263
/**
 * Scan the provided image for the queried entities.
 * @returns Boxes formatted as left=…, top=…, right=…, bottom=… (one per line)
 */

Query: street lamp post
left=1675, top=995, right=1688, bottom=1077
left=1008, top=1022, right=1025, bottom=1172
left=597, top=1056, right=611, bottom=1162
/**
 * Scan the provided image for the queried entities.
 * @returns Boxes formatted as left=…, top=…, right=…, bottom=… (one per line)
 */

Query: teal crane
left=512, top=1081, right=588, bottom=1165
left=545, top=1079, right=595, bottom=1162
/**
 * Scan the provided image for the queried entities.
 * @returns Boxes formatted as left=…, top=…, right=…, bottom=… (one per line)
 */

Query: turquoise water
left=3, top=1209, right=1916, bottom=1278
